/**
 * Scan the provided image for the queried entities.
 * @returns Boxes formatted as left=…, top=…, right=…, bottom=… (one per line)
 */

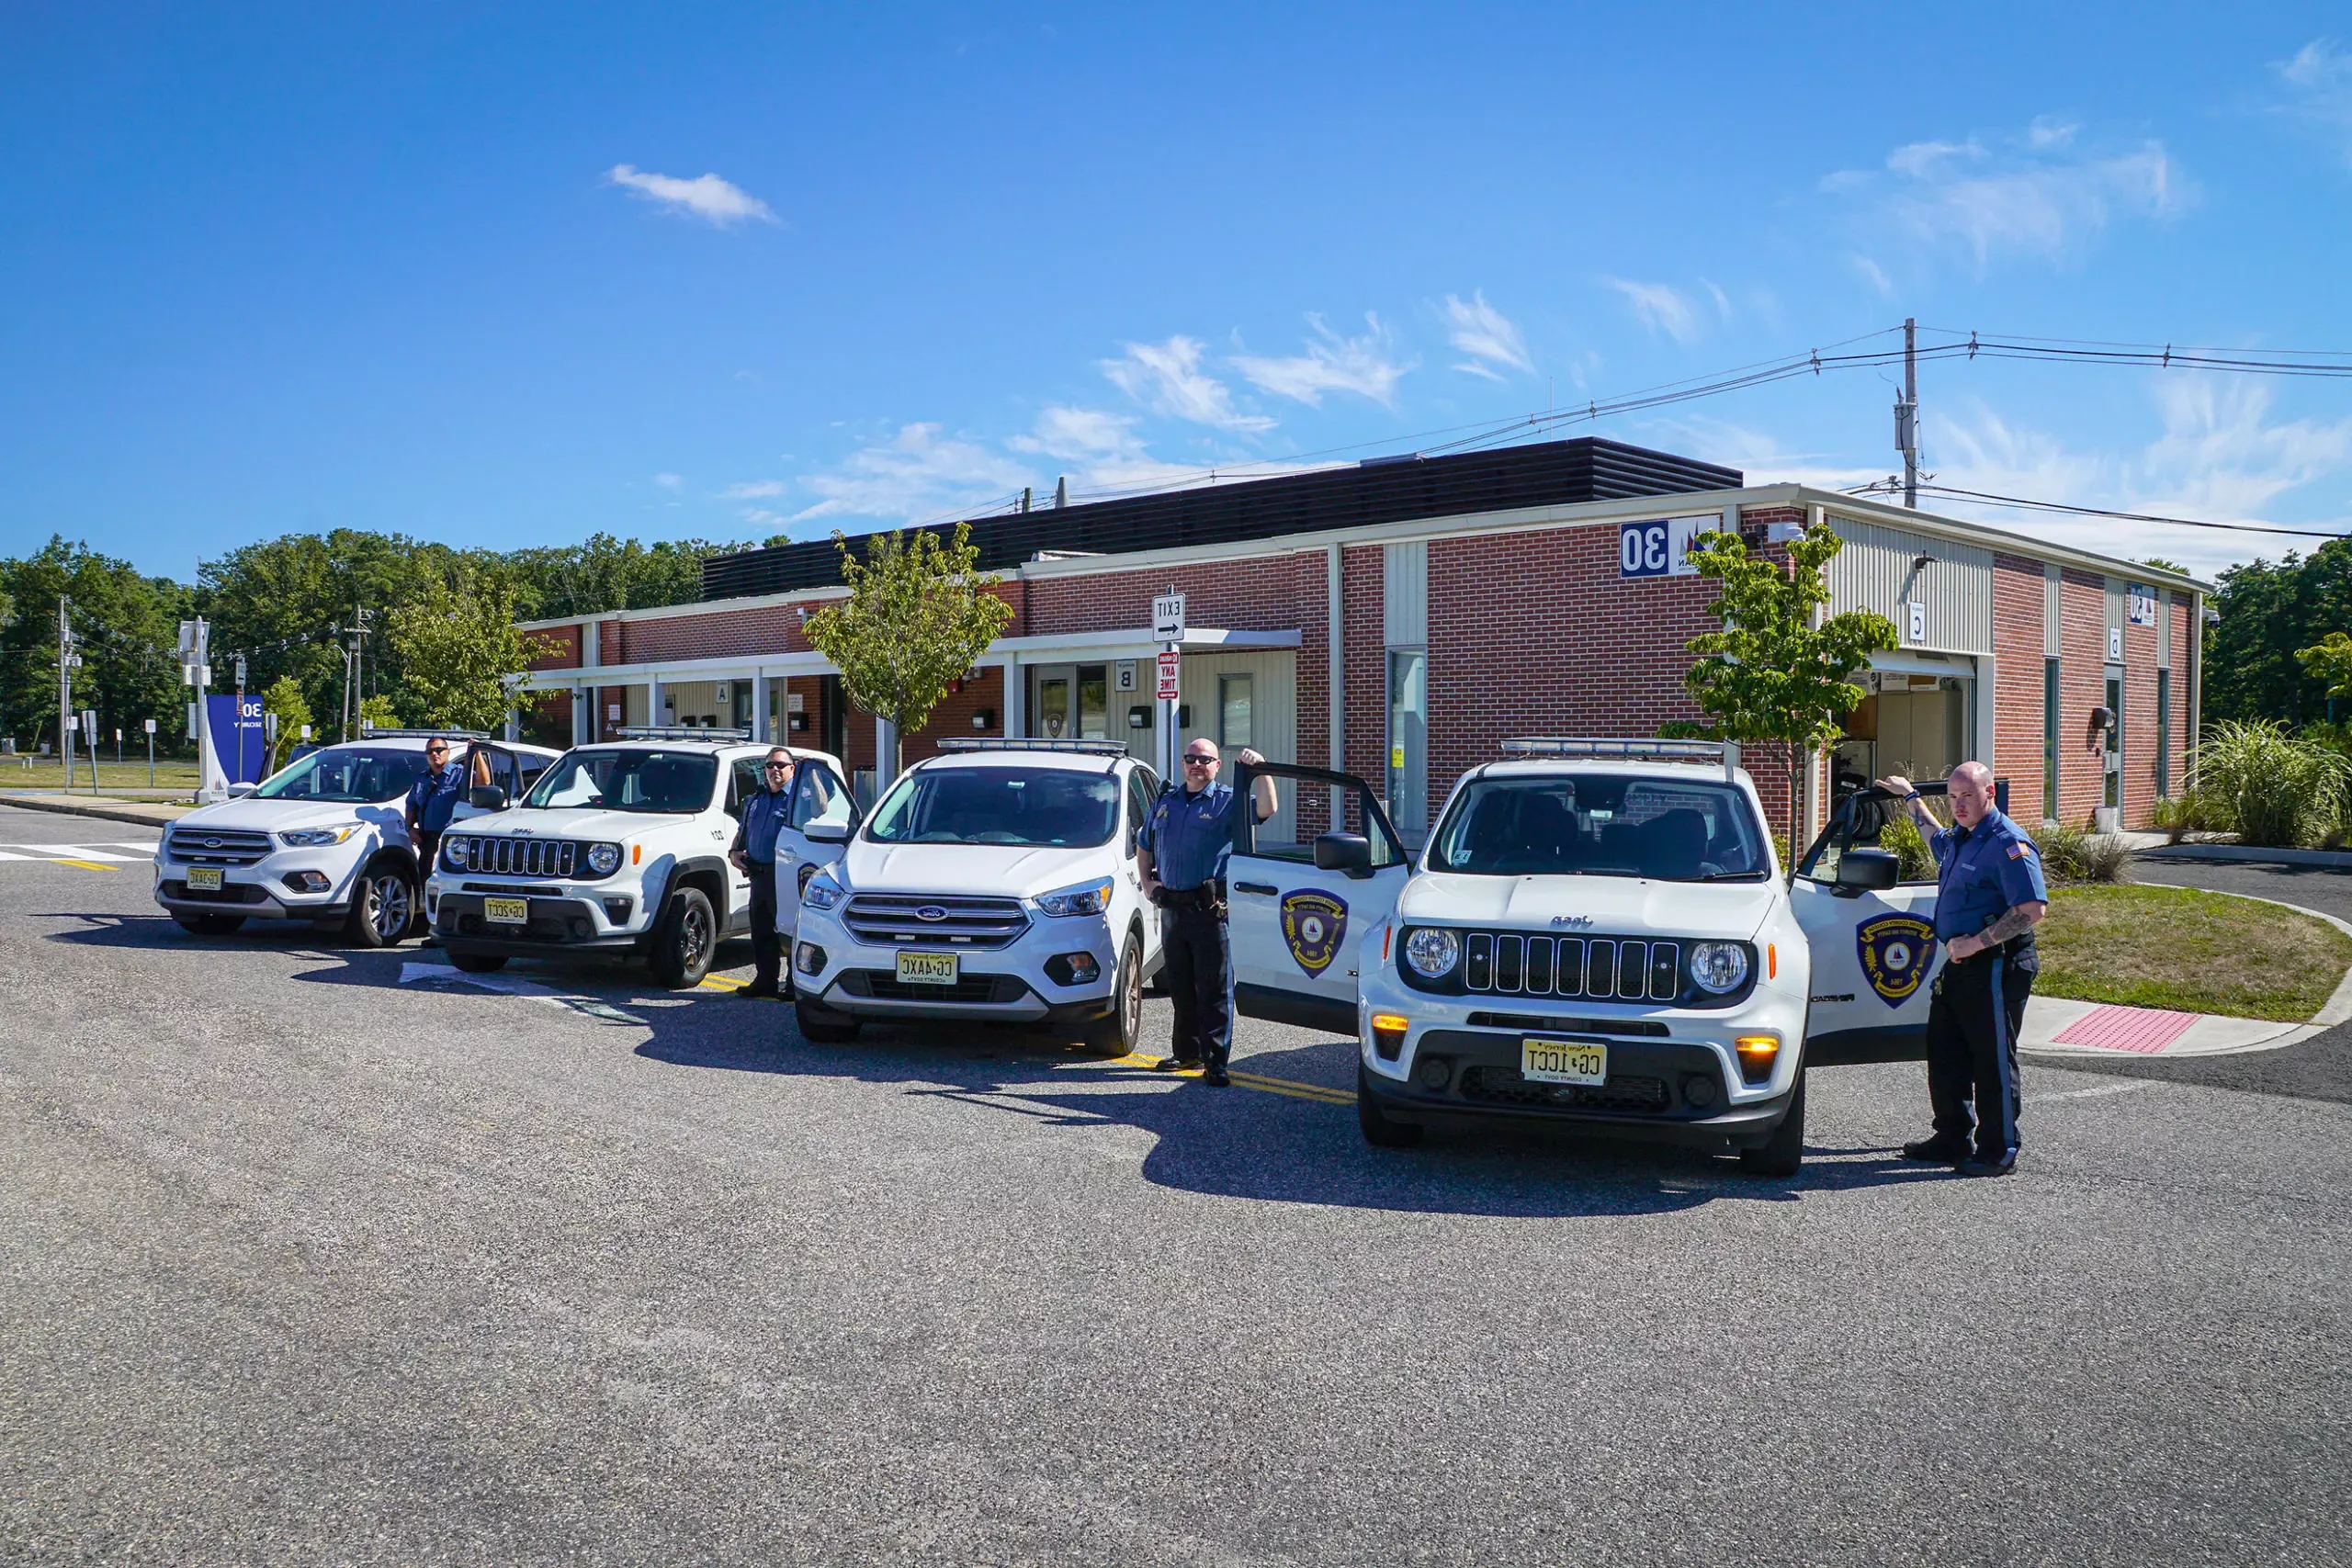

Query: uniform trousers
left=1925, top=941, right=2038, bottom=1159
left=1161, top=900, right=1234, bottom=1069
left=746, top=863, right=783, bottom=990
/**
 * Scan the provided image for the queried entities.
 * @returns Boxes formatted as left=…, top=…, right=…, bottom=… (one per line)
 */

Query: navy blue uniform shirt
left=1929, top=805, right=2049, bottom=942
left=1137, top=780, right=1246, bottom=891
left=406, top=760, right=469, bottom=835
left=735, top=785, right=792, bottom=865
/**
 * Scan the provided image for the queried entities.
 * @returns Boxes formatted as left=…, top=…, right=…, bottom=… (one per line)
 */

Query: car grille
left=448, top=836, right=580, bottom=877
left=1458, top=1066, right=1672, bottom=1114
left=1460, top=932, right=1681, bottom=1002
left=164, top=828, right=273, bottom=867
left=840, top=970, right=1030, bottom=1004
left=842, top=894, right=1030, bottom=950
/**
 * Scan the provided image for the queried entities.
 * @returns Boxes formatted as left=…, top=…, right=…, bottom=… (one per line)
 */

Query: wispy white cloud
left=651, top=472, right=683, bottom=492
left=2275, top=39, right=2352, bottom=167
left=1009, top=406, right=1141, bottom=464
left=1441, top=291, right=1534, bottom=380
left=1824, top=121, right=2188, bottom=276
left=1643, top=416, right=1886, bottom=493
left=1601, top=277, right=1700, bottom=344
left=718, top=479, right=787, bottom=499
left=1850, top=254, right=1896, bottom=299
left=1231, top=313, right=1411, bottom=408
left=788, top=423, right=1033, bottom=525
left=605, top=164, right=776, bottom=226
left=1100, top=335, right=1274, bottom=431
left=1700, top=279, right=1733, bottom=321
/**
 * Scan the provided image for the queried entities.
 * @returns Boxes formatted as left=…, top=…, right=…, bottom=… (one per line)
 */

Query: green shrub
left=2194, top=719, right=2349, bottom=848
left=2037, top=819, right=2132, bottom=884
left=1877, top=812, right=1938, bottom=881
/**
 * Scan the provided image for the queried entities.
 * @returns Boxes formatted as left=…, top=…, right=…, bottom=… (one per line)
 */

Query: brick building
left=509, top=438, right=2206, bottom=843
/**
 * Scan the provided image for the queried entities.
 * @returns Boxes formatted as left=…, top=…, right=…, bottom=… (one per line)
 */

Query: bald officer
left=1877, top=761, right=2049, bottom=1178
left=1136, top=739, right=1276, bottom=1089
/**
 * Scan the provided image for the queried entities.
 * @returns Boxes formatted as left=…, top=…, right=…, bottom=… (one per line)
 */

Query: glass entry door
left=2104, top=669, right=2124, bottom=808
left=1030, top=665, right=1110, bottom=740
left=1386, top=649, right=1428, bottom=838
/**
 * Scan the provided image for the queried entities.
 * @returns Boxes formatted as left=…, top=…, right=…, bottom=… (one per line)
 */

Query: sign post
left=1151, top=591, right=1185, bottom=784
left=143, top=717, right=156, bottom=786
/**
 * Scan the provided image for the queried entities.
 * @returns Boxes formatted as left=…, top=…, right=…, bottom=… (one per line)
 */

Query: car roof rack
left=935, top=739, right=1132, bottom=757
left=1500, top=737, right=1737, bottom=780
left=612, top=726, right=754, bottom=742
left=357, top=726, right=493, bottom=740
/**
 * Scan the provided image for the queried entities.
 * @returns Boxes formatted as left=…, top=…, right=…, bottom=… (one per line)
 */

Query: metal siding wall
left=1383, top=541, right=1427, bottom=647
left=2103, top=579, right=2124, bottom=654
left=1826, top=514, right=1993, bottom=654
left=1177, top=650, right=1298, bottom=844
left=2158, top=598, right=2172, bottom=669
left=2043, top=565, right=2061, bottom=657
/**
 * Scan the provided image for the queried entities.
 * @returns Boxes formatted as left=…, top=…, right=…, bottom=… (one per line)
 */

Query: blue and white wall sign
left=206, top=694, right=268, bottom=784
left=1617, top=515, right=1720, bottom=580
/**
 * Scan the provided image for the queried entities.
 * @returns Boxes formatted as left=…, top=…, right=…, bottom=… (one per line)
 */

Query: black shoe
left=1201, top=1066, right=1230, bottom=1088
left=1957, top=1154, right=2017, bottom=1179
left=1902, top=1134, right=1973, bottom=1164
left=739, top=983, right=780, bottom=999
left=1152, top=1055, right=1203, bottom=1072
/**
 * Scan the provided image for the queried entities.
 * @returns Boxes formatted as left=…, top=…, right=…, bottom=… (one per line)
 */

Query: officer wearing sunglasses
left=1135, top=740, right=1276, bottom=1086
left=729, top=748, right=797, bottom=998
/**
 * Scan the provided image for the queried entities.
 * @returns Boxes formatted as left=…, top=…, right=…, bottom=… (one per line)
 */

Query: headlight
left=586, top=842, right=621, bottom=875
left=1403, top=926, right=1460, bottom=979
left=443, top=836, right=470, bottom=870
left=277, top=826, right=356, bottom=848
left=1035, top=876, right=1114, bottom=917
left=801, top=865, right=846, bottom=911
left=1689, top=941, right=1751, bottom=994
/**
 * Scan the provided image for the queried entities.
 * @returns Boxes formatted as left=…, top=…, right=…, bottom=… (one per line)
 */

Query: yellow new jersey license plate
left=1521, top=1036, right=1608, bottom=1086
left=896, top=950, right=959, bottom=986
left=185, top=866, right=223, bottom=892
left=483, top=896, right=529, bottom=925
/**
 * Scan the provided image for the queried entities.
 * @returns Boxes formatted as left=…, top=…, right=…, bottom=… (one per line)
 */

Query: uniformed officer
left=1878, top=761, right=2050, bottom=1177
left=1135, top=740, right=1277, bottom=1088
left=404, top=737, right=487, bottom=877
left=729, top=746, right=796, bottom=999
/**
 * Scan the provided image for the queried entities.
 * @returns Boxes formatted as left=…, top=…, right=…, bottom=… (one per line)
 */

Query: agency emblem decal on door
left=1280, top=890, right=1350, bottom=977
left=1857, top=913, right=1937, bottom=1007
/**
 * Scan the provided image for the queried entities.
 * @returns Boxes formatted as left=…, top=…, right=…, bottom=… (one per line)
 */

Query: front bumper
left=430, top=884, right=645, bottom=953
left=794, top=901, right=1121, bottom=1024
left=153, top=849, right=364, bottom=921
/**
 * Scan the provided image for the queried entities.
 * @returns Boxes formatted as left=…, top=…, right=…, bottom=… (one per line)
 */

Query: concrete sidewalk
left=0, top=794, right=191, bottom=829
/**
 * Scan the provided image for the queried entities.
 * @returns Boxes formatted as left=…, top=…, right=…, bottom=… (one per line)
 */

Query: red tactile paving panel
left=2050, top=1004, right=2200, bottom=1054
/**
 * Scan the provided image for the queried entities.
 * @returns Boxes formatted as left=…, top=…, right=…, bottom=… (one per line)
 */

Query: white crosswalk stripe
left=0, top=841, right=160, bottom=863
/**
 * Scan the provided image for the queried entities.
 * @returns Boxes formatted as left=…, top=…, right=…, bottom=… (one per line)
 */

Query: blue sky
left=3, top=2, right=2348, bottom=583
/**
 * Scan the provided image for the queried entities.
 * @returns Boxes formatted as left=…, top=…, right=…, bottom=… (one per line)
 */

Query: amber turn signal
left=1370, top=1012, right=1410, bottom=1062
left=1734, top=1034, right=1781, bottom=1085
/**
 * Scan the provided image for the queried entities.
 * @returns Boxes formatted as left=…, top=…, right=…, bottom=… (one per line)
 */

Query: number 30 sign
left=1618, top=516, right=1712, bottom=580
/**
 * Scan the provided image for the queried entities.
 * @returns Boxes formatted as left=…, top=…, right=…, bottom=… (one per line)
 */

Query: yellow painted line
left=700, top=974, right=747, bottom=991
left=51, top=859, right=118, bottom=873
left=1101, top=1051, right=1349, bottom=1106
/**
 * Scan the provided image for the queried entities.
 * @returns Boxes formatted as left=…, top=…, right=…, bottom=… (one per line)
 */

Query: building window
left=2043, top=658, right=2060, bottom=822
left=1218, top=673, right=1253, bottom=750
left=2156, top=668, right=2171, bottom=798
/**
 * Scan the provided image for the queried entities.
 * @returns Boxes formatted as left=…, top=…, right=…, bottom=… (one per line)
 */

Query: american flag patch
left=2007, top=842, right=2029, bottom=859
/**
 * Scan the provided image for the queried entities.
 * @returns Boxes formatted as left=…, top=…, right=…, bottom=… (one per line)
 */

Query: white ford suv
left=153, top=730, right=560, bottom=946
left=788, top=739, right=1164, bottom=1052
left=1223, top=740, right=1931, bottom=1179
left=426, top=728, right=851, bottom=988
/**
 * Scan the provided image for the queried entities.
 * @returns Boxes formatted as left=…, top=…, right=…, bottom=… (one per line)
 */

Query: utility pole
left=1894, top=316, right=1920, bottom=509
left=56, top=595, right=78, bottom=791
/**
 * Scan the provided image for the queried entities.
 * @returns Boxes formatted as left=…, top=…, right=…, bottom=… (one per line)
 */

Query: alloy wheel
left=372, top=874, right=412, bottom=942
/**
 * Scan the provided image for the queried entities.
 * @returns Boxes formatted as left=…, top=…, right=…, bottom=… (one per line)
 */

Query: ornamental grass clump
left=2193, top=720, right=2349, bottom=848
left=2036, top=819, right=2132, bottom=885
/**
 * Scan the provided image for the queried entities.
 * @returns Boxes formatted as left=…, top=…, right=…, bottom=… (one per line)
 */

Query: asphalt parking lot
left=4, top=801, right=2347, bottom=1567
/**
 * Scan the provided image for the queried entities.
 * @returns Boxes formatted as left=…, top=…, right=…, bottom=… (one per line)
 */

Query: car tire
left=172, top=912, right=245, bottom=937
left=448, top=949, right=508, bottom=974
left=343, top=859, right=415, bottom=949
left=1738, top=1070, right=1806, bottom=1179
left=1082, top=938, right=1145, bottom=1056
left=648, top=886, right=717, bottom=989
left=1357, top=1063, right=1424, bottom=1148
left=795, top=997, right=863, bottom=1043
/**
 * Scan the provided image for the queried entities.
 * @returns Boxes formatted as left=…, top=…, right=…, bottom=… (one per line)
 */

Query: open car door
left=771, top=754, right=857, bottom=944
left=1789, top=782, right=1950, bottom=1065
left=1226, top=762, right=1413, bottom=1037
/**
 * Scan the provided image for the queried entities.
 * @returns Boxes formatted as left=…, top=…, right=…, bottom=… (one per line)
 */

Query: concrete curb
left=2137, top=842, right=2352, bottom=870
left=0, top=795, right=189, bottom=829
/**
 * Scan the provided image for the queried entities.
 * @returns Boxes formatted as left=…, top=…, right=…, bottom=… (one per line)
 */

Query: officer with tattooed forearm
left=1877, top=761, right=2049, bottom=1177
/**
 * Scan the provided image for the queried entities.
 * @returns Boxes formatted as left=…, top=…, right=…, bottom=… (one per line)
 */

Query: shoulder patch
left=2008, top=842, right=2028, bottom=859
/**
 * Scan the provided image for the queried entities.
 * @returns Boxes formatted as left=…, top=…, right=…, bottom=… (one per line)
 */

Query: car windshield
left=523, top=750, right=718, bottom=814
left=865, top=766, right=1120, bottom=847
left=250, top=747, right=427, bottom=805
left=1428, top=773, right=1771, bottom=881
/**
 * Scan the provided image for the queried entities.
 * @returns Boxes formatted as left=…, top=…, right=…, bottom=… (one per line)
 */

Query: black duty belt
left=1158, top=880, right=1227, bottom=912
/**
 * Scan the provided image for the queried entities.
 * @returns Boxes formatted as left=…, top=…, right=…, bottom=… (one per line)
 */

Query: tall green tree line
left=2204, top=538, right=2352, bottom=728
left=0, top=529, right=752, bottom=754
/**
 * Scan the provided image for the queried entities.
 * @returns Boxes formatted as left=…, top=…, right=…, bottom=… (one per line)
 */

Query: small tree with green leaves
left=802, top=524, right=1015, bottom=779
left=385, top=566, right=555, bottom=734
left=2295, top=631, right=2352, bottom=706
left=358, top=693, right=401, bottom=732
left=260, top=675, right=313, bottom=773
left=1662, top=524, right=1899, bottom=855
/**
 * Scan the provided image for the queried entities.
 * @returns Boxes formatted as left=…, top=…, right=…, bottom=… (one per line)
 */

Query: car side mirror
left=468, top=784, right=510, bottom=811
left=1314, top=831, right=1373, bottom=877
left=804, top=820, right=850, bottom=844
left=1834, top=847, right=1901, bottom=895
left=227, top=782, right=255, bottom=798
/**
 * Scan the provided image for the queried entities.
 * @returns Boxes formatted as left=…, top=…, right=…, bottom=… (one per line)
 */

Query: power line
left=1844, top=479, right=2347, bottom=540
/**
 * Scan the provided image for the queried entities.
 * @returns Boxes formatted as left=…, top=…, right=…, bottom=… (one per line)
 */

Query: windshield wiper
left=1690, top=870, right=1769, bottom=882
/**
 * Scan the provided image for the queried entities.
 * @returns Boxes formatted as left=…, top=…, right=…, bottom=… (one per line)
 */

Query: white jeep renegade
left=1223, top=740, right=1941, bottom=1178
left=426, top=728, right=850, bottom=989
left=787, top=739, right=1164, bottom=1053
left=154, top=730, right=560, bottom=946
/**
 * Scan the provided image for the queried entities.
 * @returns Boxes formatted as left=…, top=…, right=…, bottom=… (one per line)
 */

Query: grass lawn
left=3, top=757, right=205, bottom=792
left=2038, top=885, right=2352, bottom=1021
